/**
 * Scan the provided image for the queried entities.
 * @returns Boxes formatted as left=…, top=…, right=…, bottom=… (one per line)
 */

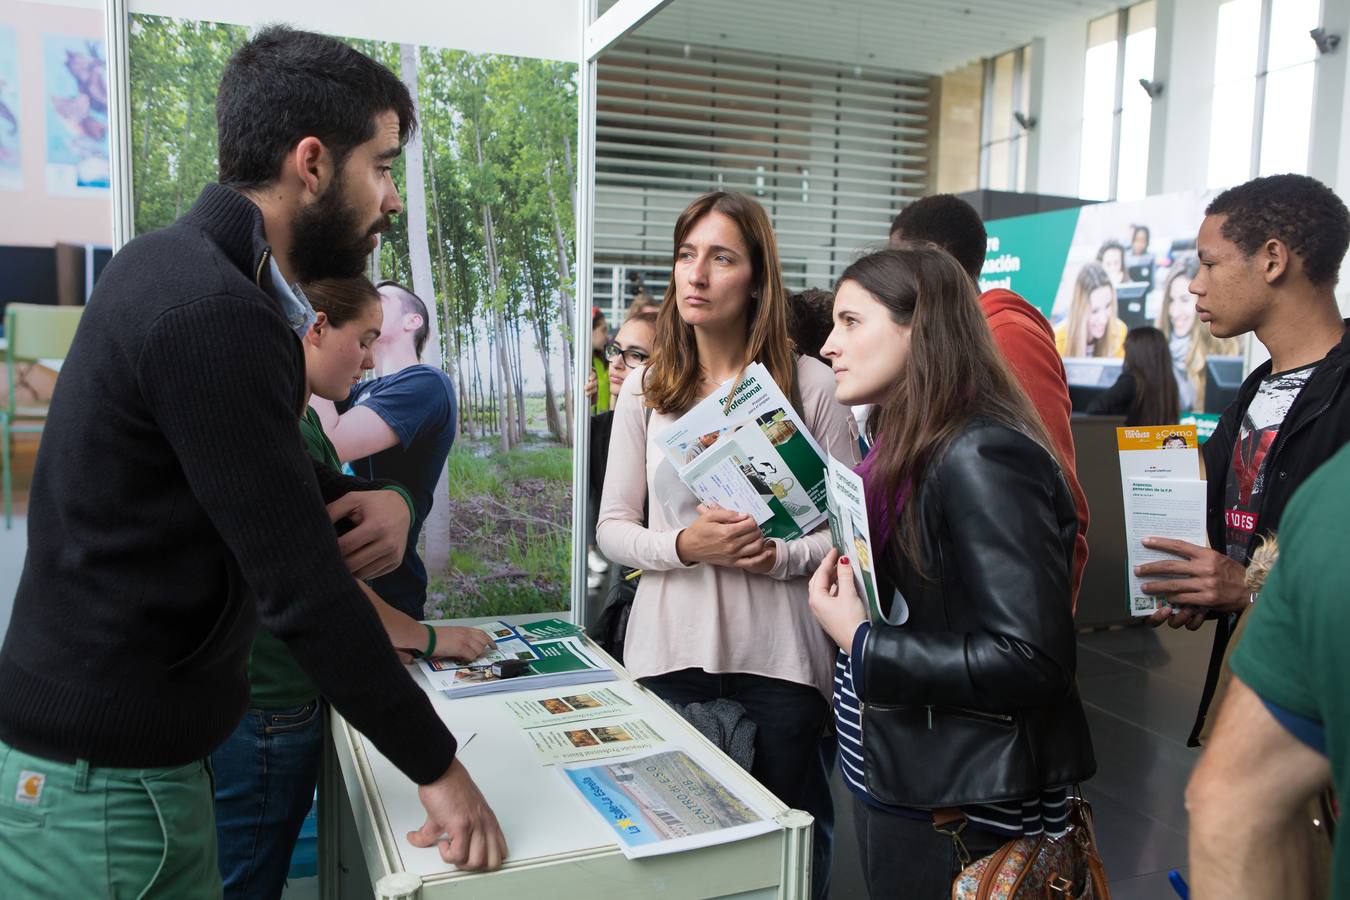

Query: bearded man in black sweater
left=0, top=27, right=505, bottom=894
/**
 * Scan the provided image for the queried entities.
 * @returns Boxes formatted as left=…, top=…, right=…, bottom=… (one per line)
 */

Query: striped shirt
left=836, top=622, right=1069, bottom=837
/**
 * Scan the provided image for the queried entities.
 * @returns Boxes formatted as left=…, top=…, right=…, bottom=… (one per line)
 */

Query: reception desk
left=318, top=614, right=813, bottom=899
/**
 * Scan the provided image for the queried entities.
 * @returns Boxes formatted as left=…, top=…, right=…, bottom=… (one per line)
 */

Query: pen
left=1168, top=869, right=1189, bottom=899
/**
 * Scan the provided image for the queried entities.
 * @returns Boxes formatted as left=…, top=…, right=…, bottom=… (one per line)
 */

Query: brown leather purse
left=949, top=793, right=1110, bottom=900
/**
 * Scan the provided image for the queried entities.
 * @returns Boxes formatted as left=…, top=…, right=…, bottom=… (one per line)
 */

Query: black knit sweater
left=0, top=185, right=456, bottom=783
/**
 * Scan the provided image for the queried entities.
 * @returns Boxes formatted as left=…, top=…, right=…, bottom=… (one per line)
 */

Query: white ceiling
left=605, top=0, right=1123, bottom=75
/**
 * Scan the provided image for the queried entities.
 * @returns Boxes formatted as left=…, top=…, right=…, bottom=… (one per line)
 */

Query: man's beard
left=288, top=174, right=389, bottom=282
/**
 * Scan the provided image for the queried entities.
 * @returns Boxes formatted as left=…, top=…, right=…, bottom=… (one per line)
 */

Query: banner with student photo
left=43, top=34, right=108, bottom=193
left=0, top=27, right=20, bottom=191
left=981, top=190, right=1249, bottom=415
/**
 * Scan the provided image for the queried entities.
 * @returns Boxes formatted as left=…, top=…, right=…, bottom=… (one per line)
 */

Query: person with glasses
left=587, top=311, right=659, bottom=587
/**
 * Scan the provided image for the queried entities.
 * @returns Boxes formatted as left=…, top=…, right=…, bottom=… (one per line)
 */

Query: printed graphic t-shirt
left=1223, top=362, right=1318, bottom=561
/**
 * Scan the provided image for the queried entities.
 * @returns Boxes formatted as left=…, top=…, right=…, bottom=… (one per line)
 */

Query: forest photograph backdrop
left=129, top=15, right=580, bottom=615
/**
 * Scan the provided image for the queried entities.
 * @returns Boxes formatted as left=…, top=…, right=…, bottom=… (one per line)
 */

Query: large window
left=1078, top=1, right=1157, bottom=201
left=979, top=45, right=1032, bottom=192
left=1207, top=0, right=1321, bottom=188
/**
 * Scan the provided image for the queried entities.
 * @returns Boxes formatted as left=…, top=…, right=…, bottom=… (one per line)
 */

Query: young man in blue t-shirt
left=314, top=281, right=456, bottom=619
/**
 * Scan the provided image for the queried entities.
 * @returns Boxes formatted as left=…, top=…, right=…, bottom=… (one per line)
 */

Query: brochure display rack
left=319, top=614, right=813, bottom=899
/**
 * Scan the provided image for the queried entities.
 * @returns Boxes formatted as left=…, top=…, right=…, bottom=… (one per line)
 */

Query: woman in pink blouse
left=596, top=191, right=858, bottom=827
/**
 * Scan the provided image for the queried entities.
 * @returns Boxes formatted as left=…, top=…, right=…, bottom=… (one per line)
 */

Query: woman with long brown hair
left=808, top=247, right=1095, bottom=898
left=596, top=192, right=858, bottom=829
left=1157, top=255, right=1243, bottom=412
left=1056, top=262, right=1127, bottom=357
left=1086, top=326, right=1181, bottom=425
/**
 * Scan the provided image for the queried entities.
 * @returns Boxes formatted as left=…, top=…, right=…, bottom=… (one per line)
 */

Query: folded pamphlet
left=655, top=363, right=830, bottom=541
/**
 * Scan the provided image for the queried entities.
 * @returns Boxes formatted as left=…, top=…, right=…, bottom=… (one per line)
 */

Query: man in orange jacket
left=891, top=195, right=1090, bottom=611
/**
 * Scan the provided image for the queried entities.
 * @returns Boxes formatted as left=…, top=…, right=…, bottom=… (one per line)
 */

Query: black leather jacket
left=858, top=419, right=1096, bottom=808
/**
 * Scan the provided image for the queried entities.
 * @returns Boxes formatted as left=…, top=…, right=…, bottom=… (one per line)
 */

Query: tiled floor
left=827, top=622, right=1209, bottom=899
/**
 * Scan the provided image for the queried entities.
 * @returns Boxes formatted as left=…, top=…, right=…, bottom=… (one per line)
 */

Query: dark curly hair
left=1206, top=174, right=1350, bottom=286
left=218, top=26, right=416, bottom=190
left=889, top=195, right=988, bottom=283
left=787, top=288, right=836, bottom=364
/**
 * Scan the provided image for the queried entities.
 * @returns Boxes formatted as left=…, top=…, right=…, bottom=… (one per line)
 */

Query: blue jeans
left=211, top=701, right=323, bottom=900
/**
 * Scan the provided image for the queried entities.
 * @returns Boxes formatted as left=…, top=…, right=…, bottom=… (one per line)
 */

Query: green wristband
left=423, top=623, right=437, bottom=658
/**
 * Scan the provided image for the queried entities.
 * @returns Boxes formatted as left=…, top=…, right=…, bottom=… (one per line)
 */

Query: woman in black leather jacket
left=808, top=247, right=1095, bottom=898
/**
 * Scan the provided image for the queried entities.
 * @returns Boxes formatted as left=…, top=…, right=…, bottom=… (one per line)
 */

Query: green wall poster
left=978, top=207, right=1080, bottom=319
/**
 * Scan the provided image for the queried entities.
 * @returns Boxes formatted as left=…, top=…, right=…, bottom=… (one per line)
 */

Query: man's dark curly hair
left=218, top=25, right=416, bottom=190
left=1206, top=174, right=1350, bottom=287
left=788, top=288, right=836, bottom=365
left=889, top=194, right=988, bottom=283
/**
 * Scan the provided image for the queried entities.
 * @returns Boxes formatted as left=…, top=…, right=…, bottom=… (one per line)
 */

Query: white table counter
left=319, top=613, right=813, bottom=900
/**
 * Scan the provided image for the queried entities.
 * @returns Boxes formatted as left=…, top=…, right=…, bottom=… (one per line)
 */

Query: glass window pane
left=1127, top=0, right=1157, bottom=35
left=988, top=139, right=1011, bottom=192
left=1082, top=39, right=1118, bottom=119
left=1208, top=77, right=1256, bottom=187
left=1122, top=27, right=1156, bottom=100
left=1079, top=112, right=1115, bottom=200
left=1259, top=63, right=1315, bottom=175
left=1267, top=0, right=1318, bottom=70
left=1213, top=0, right=1260, bottom=84
left=992, top=52, right=1015, bottom=142
left=1016, top=133, right=1029, bottom=192
left=1117, top=102, right=1151, bottom=201
left=1088, top=13, right=1118, bottom=49
left=1022, top=42, right=1034, bottom=92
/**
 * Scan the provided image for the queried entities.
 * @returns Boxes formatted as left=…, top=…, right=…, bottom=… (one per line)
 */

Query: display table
left=319, top=613, right=813, bottom=899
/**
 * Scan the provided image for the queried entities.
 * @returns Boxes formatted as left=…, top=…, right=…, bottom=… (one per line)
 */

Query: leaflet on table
left=415, top=621, right=538, bottom=691
left=503, top=686, right=635, bottom=728
left=1125, top=478, right=1208, bottom=616
left=420, top=634, right=615, bottom=699
left=654, top=362, right=829, bottom=541
left=562, top=748, right=777, bottom=859
left=1116, top=426, right=1203, bottom=617
left=513, top=618, right=586, bottom=641
left=824, top=457, right=896, bottom=624
left=528, top=717, right=666, bottom=765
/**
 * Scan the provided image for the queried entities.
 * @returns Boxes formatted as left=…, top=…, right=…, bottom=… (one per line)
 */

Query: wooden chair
left=3, top=303, right=84, bottom=527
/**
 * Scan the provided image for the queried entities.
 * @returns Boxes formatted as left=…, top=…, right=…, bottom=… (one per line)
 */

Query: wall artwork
left=0, top=26, right=20, bottom=191
left=44, top=34, right=109, bottom=193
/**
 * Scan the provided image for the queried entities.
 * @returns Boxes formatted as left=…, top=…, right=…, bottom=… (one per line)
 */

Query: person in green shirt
left=210, top=276, right=492, bottom=899
left=1187, top=441, right=1350, bottom=898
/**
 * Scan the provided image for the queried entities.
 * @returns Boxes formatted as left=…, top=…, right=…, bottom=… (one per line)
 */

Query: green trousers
left=0, top=738, right=223, bottom=899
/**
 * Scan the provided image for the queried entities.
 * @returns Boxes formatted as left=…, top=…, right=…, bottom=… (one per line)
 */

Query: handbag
left=950, top=793, right=1110, bottom=900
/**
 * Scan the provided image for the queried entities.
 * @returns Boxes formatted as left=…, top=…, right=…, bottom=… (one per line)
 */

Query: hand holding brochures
left=1116, top=426, right=1207, bottom=617
left=656, top=363, right=832, bottom=542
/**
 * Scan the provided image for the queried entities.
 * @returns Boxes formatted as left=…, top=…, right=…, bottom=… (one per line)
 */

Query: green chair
left=3, top=303, right=84, bottom=528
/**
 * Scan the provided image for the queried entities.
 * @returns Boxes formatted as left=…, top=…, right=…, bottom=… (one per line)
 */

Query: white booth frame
left=98, top=0, right=679, bottom=626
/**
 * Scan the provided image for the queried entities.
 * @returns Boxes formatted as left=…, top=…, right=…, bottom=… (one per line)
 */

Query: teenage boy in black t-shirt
left=1135, top=174, right=1350, bottom=746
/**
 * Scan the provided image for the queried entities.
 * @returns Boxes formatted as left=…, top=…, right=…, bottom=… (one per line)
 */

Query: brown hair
left=642, top=192, right=796, bottom=415
left=1156, top=256, right=1241, bottom=409
left=302, top=277, right=381, bottom=328
left=843, top=246, right=1054, bottom=574
left=1122, top=326, right=1180, bottom=425
left=1062, top=263, right=1117, bottom=357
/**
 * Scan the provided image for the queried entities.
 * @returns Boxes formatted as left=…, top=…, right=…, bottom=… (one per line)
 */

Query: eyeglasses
left=604, top=342, right=650, bottom=368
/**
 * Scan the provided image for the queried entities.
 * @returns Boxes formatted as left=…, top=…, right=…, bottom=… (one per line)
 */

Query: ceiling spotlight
left=1013, top=111, right=1037, bottom=131
left=1139, top=78, right=1164, bottom=98
left=1310, top=27, right=1341, bottom=55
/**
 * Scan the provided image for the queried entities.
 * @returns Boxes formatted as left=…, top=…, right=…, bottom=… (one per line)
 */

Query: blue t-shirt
left=341, top=365, right=456, bottom=618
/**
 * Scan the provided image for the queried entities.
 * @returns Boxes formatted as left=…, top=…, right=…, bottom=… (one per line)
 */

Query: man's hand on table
left=409, top=759, right=509, bottom=870
left=328, top=489, right=411, bottom=580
